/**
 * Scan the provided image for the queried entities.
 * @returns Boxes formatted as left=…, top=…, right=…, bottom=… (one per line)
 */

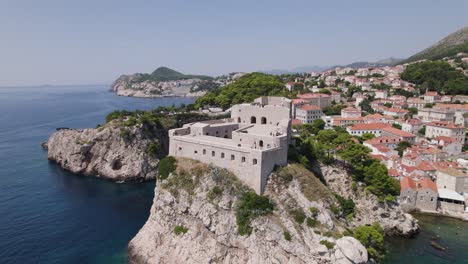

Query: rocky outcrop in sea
left=111, top=74, right=207, bottom=98
left=128, top=159, right=415, bottom=264
left=43, top=122, right=166, bottom=182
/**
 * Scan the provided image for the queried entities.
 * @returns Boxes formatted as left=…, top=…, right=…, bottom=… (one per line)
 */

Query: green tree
left=395, top=141, right=412, bottom=157
left=354, top=223, right=385, bottom=262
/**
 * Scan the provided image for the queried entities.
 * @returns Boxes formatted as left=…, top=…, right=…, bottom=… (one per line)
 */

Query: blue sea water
left=0, top=85, right=195, bottom=264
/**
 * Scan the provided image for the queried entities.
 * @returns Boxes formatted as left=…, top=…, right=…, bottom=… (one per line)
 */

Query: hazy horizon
left=1, top=0, right=467, bottom=86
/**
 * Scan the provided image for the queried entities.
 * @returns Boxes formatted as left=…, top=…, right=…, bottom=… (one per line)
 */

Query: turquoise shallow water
left=0, top=86, right=195, bottom=264
left=384, top=214, right=468, bottom=264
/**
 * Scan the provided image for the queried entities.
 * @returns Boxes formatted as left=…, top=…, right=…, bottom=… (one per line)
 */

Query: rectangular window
left=231, top=154, right=235, bottom=160
left=241, top=157, right=246, bottom=163
left=203, top=149, right=206, bottom=155
left=212, top=151, right=215, bottom=157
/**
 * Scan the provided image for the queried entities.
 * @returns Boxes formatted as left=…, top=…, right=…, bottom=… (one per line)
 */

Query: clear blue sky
left=0, top=0, right=467, bottom=86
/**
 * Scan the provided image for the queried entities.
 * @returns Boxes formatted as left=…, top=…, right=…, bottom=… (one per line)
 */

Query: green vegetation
left=195, top=72, right=293, bottom=109
left=306, top=217, right=317, bottom=227
left=353, top=223, right=385, bottom=262
left=207, top=186, right=223, bottom=201
left=236, top=191, right=274, bottom=236
left=319, top=240, right=335, bottom=250
left=290, top=209, right=307, bottom=224
left=395, top=141, right=412, bottom=157
left=400, top=30, right=468, bottom=63
left=158, top=156, right=177, bottom=180
left=119, top=129, right=132, bottom=141
left=418, top=126, right=426, bottom=135
left=292, top=128, right=400, bottom=199
left=294, top=119, right=326, bottom=137
left=173, top=225, right=189, bottom=235
left=334, top=193, right=355, bottom=218
left=145, top=141, right=160, bottom=158
left=322, top=104, right=346, bottom=116
left=283, top=230, right=292, bottom=241
left=133, top=67, right=212, bottom=83
left=401, top=61, right=468, bottom=95
left=391, top=123, right=402, bottom=130
left=161, top=168, right=198, bottom=198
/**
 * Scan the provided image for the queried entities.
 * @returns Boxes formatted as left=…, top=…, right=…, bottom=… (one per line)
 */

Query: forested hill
left=400, top=60, right=468, bottom=95
left=194, top=72, right=292, bottom=109
left=134, top=67, right=213, bottom=82
left=401, top=26, right=468, bottom=64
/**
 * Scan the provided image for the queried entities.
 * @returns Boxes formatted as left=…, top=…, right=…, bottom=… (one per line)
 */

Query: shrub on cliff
left=236, top=191, right=274, bottom=235
left=353, top=223, right=385, bottom=262
left=158, top=156, right=177, bottom=180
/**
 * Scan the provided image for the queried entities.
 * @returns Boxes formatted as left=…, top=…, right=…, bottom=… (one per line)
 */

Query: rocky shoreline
left=128, top=159, right=418, bottom=264
left=43, top=123, right=166, bottom=182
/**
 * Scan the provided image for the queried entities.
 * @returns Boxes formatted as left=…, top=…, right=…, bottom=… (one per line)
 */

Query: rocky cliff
left=128, top=159, right=417, bottom=263
left=318, top=164, right=418, bottom=237
left=44, top=121, right=166, bottom=182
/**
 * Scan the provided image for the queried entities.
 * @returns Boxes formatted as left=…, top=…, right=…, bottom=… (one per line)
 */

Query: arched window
left=250, top=116, right=256, bottom=124
left=259, top=140, right=264, bottom=148
left=261, top=117, right=267, bottom=124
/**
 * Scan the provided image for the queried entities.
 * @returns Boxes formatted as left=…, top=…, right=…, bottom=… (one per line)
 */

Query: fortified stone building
left=169, top=97, right=292, bottom=194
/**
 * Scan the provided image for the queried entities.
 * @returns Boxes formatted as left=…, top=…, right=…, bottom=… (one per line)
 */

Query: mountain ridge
left=400, top=26, right=468, bottom=64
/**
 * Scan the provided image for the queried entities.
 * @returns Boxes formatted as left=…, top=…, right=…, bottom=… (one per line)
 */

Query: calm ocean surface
left=0, top=86, right=467, bottom=263
left=0, top=85, right=195, bottom=264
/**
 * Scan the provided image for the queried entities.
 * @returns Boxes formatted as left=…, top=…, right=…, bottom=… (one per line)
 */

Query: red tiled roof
left=384, top=107, right=408, bottom=113
left=297, top=93, right=331, bottom=99
left=363, top=113, right=384, bottom=120
left=365, top=136, right=401, bottom=145
left=433, top=136, right=457, bottom=144
left=348, top=123, right=391, bottom=131
left=342, top=107, right=360, bottom=112
left=425, top=91, right=438, bottom=96
left=291, top=119, right=302, bottom=125
left=427, top=121, right=463, bottom=129
left=292, top=99, right=307, bottom=105
left=388, top=168, right=400, bottom=177
left=299, top=104, right=321, bottom=111
left=416, top=160, right=435, bottom=171
left=381, top=127, right=415, bottom=138
left=400, top=177, right=437, bottom=193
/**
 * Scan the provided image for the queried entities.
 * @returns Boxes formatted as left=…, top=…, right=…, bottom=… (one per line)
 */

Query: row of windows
left=179, top=147, right=258, bottom=165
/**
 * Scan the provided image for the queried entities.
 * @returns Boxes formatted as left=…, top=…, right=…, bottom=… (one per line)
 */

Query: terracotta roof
left=292, top=99, right=307, bottom=105
left=297, top=93, right=331, bottom=99
left=401, top=177, right=437, bottom=193
left=365, top=136, right=401, bottom=145
left=437, top=168, right=468, bottom=178
left=299, top=104, right=321, bottom=111
left=388, top=168, right=400, bottom=177
left=433, top=136, right=458, bottom=144
left=348, top=123, right=391, bottom=131
left=363, top=113, right=384, bottom=120
left=415, top=160, right=435, bottom=171
left=406, top=118, right=422, bottom=125
left=427, top=121, right=463, bottom=129
left=381, top=127, right=415, bottom=138
left=384, top=107, right=408, bottom=113
left=291, top=119, right=302, bottom=125
left=342, top=107, right=360, bottom=112
left=424, top=91, right=438, bottom=96
left=369, top=154, right=388, bottom=161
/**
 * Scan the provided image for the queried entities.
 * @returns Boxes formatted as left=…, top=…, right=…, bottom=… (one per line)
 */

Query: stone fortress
left=169, top=97, right=292, bottom=194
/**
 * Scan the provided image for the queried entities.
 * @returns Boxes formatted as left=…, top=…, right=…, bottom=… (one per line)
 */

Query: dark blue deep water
left=0, top=86, right=195, bottom=264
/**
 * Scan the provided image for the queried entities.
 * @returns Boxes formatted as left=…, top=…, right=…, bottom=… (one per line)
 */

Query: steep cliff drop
left=128, top=159, right=418, bottom=263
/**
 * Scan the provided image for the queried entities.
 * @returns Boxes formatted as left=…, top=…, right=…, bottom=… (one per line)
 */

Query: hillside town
left=282, top=53, right=468, bottom=218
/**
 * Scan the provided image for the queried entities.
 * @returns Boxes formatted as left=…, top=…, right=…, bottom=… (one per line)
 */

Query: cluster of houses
left=287, top=64, right=468, bottom=216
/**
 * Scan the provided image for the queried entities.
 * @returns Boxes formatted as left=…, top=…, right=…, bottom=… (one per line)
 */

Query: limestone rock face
left=319, top=165, right=419, bottom=237
left=128, top=162, right=369, bottom=264
left=45, top=124, right=164, bottom=182
left=332, top=237, right=368, bottom=264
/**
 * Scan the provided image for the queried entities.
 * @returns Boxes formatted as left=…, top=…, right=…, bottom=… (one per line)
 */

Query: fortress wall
left=169, top=137, right=266, bottom=193
left=231, top=105, right=291, bottom=126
